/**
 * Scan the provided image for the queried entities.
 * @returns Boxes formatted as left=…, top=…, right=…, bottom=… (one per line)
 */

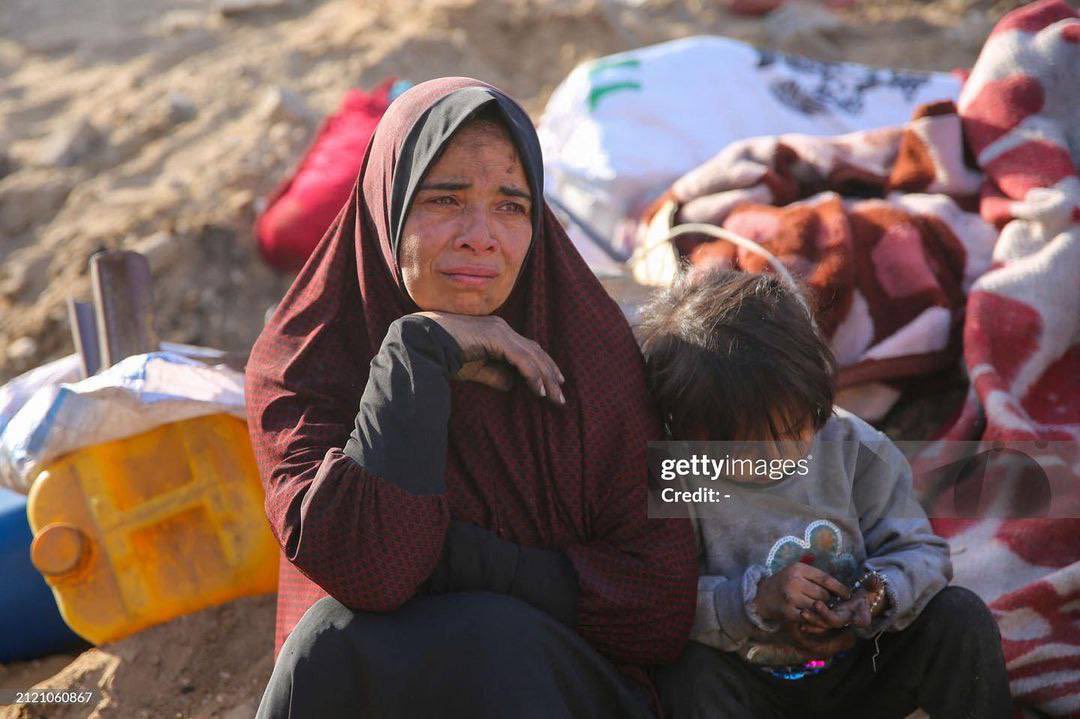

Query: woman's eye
left=431, top=196, right=457, bottom=206
left=502, top=202, right=527, bottom=214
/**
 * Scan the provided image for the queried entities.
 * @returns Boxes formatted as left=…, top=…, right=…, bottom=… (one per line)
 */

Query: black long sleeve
left=343, top=314, right=463, bottom=495
left=266, top=315, right=462, bottom=613
left=428, top=521, right=581, bottom=626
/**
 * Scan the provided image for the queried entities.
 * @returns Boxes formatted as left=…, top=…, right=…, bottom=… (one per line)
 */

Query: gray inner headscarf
left=388, top=86, right=545, bottom=257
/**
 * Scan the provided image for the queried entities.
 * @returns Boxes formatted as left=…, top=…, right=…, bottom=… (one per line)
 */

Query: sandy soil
left=0, top=596, right=274, bottom=719
left=0, top=0, right=1034, bottom=716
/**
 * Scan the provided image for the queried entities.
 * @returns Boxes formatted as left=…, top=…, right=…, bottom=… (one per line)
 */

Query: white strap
left=660, top=223, right=801, bottom=292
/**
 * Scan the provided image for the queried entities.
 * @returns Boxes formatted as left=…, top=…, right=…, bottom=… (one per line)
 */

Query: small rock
left=132, top=231, right=181, bottom=274
left=165, top=92, right=198, bottom=125
left=7, top=336, right=38, bottom=364
left=255, top=86, right=314, bottom=126
left=35, top=118, right=104, bottom=167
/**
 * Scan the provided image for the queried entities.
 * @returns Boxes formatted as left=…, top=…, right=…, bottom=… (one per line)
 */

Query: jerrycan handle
left=89, top=249, right=160, bottom=370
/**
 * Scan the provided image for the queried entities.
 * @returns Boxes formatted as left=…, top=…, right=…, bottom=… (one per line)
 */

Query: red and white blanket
left=940, top=3, right=1078, bottom=714
left=633, top=1, right=1078, bottom=714
left=633, top=102, right=996, bottom=420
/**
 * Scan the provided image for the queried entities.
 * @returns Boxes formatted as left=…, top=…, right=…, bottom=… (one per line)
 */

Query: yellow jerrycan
left=26, top=413, right=279, bottom=645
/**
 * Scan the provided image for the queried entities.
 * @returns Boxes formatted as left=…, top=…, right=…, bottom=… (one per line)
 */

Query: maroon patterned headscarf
left=245, top=77, right=696, bottom=687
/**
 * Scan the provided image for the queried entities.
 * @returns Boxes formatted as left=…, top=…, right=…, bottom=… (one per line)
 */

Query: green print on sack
left=587, top=58, right=642, bottom=112
left=764, top=519, right=858, bottom=586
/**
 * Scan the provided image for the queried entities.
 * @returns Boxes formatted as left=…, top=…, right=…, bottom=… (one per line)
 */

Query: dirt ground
left=0, top=0, right=1035, bottom=716
left=0, top=596, right=274, bottom=719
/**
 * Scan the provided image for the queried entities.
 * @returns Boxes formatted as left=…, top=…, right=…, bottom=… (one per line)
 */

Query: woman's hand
left=416, top=312, right=565, bottom=404
left=750, top=563, right=851, bottom=624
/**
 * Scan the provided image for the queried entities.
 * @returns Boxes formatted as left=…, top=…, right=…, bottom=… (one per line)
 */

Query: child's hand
left=751, top=563, right=851, bottom=624
left=802, top=572, right=888, bottom=634
left=784, top=622, right=856, bottom=658
left=799, top=591, right=873, bottom=635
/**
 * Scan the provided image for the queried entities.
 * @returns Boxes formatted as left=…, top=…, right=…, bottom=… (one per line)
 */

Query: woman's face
left=398, top=121, right=533, bottom=315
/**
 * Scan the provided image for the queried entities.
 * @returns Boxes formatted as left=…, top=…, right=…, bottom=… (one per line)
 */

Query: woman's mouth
left=441, top=266, right=499, bottom=287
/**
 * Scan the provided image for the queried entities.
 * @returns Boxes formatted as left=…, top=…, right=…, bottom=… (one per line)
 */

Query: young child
left=638, top=269, right=1010, bottom=719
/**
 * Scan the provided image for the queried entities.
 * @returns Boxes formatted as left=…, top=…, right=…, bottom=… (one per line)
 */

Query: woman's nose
left=455, top=206, right=498, bottom=252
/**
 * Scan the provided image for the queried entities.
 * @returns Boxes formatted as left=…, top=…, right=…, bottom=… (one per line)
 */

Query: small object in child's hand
left=825, top=576, right=861, bottom=609
left=825, top=569, right=886, bottom=610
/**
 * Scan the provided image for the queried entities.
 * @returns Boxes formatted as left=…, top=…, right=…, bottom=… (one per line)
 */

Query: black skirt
left=257, top=591, right=655, bottom=718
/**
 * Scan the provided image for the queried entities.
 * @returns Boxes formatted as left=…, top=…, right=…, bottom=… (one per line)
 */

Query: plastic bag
left=538, top=36, right=962, bottom=261
left=0, top=349, right=246, bottom=493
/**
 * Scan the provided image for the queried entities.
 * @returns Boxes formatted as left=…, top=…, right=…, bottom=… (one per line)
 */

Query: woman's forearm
left=279, top=449, right=450, bottom=612
left=428, top=521, right=580, bottom=625
left=343, top=314, right=463, bottom=494
left=275, top=315, right=464, bottom=612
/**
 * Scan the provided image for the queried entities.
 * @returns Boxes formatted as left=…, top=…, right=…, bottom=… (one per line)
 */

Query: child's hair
left=636, top=269, right=836, bottom=441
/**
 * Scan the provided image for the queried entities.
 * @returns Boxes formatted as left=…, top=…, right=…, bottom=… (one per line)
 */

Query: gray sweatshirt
left=686, top=408, right=951, bottom=664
